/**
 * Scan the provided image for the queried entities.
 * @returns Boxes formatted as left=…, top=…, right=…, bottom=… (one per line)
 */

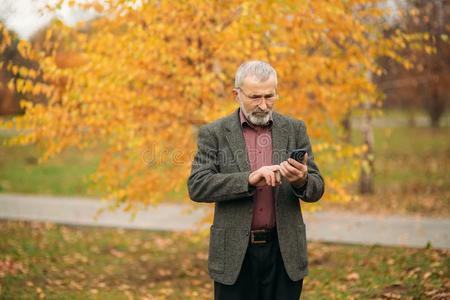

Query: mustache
left=252, top=109, right=270, bottom=114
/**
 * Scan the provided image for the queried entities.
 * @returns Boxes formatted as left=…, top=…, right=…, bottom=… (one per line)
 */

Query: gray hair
left=234, top=60, right=277, bottom=88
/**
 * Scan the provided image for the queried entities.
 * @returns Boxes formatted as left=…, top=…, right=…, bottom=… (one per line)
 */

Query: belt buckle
left=250, top=229, right=267, bottom=244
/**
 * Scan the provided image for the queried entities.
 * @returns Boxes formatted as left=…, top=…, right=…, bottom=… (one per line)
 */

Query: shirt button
left=248, top=208, right=253, bottom=213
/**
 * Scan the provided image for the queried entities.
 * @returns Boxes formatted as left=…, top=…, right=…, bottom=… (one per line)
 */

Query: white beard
left=241, top=105, right=272, bottom=126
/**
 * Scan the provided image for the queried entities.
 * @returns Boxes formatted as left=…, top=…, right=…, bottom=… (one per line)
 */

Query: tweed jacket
left=187, top=108, right=325, bottom=285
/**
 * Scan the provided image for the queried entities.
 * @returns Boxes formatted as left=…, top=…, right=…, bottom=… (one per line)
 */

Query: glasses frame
left=237, top=88, right=278, bottom=104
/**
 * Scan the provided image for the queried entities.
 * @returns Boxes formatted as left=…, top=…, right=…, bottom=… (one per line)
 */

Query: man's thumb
left=303, top=152, right=308, bottom=164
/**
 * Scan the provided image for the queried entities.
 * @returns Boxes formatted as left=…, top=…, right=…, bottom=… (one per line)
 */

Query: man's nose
left=258, top=99, right=268, bottom=110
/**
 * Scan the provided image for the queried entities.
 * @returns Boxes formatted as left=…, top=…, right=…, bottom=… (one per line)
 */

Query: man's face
left=234, top=75, right=277, bottom=126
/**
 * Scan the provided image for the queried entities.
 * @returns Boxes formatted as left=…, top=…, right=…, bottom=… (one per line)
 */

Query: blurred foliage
left=375, top=0, right=450, bottom=127
left=0, top=23, right=45, bottom=115
left=0, top=0, right=427, bottom=213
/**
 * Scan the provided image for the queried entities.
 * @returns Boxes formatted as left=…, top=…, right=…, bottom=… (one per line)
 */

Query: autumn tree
left=0, top=0, right=421, bottom=214
left=376, top=0, right=450, bottom=127
left=0, top=22, right=46, bottom=115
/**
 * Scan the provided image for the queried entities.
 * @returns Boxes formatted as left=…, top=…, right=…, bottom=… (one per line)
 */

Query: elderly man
left=188, top=60, right=325, bottom=300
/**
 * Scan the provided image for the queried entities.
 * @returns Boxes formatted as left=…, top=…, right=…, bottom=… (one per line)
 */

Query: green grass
left=0, top=220, right=448, bottom=299
left=362, top=126, right=449, bottom=189
left=0, top=136, right=101, bottom=196
left=321, top=125, right=450, bottom=217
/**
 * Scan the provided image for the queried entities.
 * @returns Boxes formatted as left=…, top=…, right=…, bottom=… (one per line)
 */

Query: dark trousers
left=214, top=230, right=303, bottom=300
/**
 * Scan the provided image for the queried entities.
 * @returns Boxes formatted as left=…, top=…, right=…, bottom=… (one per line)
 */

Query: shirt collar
left=239, top=107, right=273, bottom=129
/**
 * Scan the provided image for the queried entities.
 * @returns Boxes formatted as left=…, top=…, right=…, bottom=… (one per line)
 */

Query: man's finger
left=268, top=173, right=273, bottom=186
left=281, top=162, right=297, bottom=178
left=279, top=166, right=288, bottom=179
left=285, top=160, right=303, bottom=176
left=274, top=170, right=281, bottom=184
left=271, top=165, right=281, bottom=172
left=288, top=158, right=306, bottom=170
left=264, top=173, right=269, bottom=186
left=279, top=163, right=289, bottom=177
left=280, top=162, right=297, bottom=180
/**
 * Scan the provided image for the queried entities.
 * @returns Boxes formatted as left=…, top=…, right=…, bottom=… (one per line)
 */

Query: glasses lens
left=240, top=89, right=277, bottom=102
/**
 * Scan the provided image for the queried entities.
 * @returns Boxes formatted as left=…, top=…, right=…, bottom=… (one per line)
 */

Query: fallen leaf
left=346, top=272, right=360, bottom=281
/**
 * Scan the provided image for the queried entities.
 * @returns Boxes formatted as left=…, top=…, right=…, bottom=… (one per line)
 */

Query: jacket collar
left=224, top=108, right=289, bottom=172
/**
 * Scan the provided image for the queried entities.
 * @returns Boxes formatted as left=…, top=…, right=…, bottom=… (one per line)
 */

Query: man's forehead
left=241, top=76, right=277, bottom=93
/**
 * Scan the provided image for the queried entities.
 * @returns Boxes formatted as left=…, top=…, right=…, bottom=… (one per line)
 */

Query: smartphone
left=290, top=148, right=307, bottom=164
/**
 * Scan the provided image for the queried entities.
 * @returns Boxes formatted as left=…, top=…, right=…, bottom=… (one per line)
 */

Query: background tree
left=1, top=0, right=422, bottom=214
left=376, top=0, right=450, bottom=127
left=0, top=22, right=46, bottom=116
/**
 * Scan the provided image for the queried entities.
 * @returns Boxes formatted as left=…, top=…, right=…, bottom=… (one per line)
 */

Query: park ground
left=1, top=220, right=449, bottom=299
left=0, top=109, right=449, bottom=299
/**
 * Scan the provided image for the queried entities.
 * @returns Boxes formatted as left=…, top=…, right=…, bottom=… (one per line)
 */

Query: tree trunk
left=359, top=105, right=375, bottom=194
left=425, top=88, right=445, bottom=128
left=341, top=110, right=352, bottom=144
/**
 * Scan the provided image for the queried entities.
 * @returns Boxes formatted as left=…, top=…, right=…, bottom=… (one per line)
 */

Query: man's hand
left=249, top=165, right=282, bottom=187
left=279, top=153, right=308, bottom=188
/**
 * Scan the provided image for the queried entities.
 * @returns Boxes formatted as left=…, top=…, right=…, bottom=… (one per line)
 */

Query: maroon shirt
left=239, top=108, right=276, bottom=230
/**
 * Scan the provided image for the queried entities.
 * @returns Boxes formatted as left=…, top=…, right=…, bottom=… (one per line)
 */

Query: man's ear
left=232, top=89, right=239, bottom=101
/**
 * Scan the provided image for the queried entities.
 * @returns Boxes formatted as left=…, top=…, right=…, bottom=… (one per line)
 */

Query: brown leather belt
left=249, top=227, right=276, bottom=244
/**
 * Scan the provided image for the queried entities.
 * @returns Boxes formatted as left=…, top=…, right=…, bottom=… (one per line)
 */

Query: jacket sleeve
left=290, top=121, right=325, bottom=203
left=187, top=125, right=256, bottom=203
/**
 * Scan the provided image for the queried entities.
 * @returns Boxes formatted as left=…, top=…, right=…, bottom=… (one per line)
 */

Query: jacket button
left=246, top=232, right=249, bottom=236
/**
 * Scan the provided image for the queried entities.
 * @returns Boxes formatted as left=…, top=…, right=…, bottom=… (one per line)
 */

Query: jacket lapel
left=271, top=112, right=290, bottom=200
left=225, top=109, right=250, bottom=172
left=271, top=112, right=289, bottom=166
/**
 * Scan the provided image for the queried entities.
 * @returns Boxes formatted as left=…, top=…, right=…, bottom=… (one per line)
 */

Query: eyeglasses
left=237, top=88, right=278, bottom=104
